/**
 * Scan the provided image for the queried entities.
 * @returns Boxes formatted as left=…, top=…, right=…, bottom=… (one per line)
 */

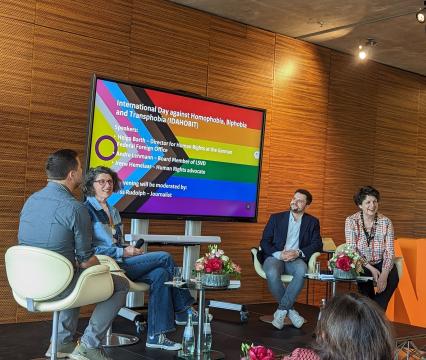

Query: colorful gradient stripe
left=153, top=177, right=257, bottom=201
left=176, top=136, right=259, bottom=166
left=145, top=88, right=263, bottom=130
left=166, top=118, right=261, bottom=147
left=138, top=197, right=256, bottom=217
left=176, top=159, right=258, bottom=183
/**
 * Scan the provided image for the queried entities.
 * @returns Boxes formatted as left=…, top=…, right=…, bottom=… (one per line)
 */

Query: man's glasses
left=94, top=179, right=113, bottom=186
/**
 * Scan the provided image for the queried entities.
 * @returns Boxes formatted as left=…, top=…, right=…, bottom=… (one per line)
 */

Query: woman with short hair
left=345, top=185, right=399, bottom=310
left=82, top=166, right=201, bottom=352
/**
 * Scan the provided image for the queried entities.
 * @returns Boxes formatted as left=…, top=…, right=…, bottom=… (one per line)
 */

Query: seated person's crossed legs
left=121, top=251, right=208, bottom=350
left=263, top=256, right=307, bottom=330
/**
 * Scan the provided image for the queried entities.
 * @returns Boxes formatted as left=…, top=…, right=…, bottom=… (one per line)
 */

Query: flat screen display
left=85, top=75, right=266, bottom=222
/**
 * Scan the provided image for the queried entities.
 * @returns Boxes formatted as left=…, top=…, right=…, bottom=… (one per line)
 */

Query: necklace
left=360, top=212, right=378, bottom=246
left=100, top=201, right=116, bottom=236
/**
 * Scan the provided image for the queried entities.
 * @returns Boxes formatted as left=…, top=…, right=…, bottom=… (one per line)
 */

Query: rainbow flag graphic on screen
left=87, top=77, right=265, bottom=221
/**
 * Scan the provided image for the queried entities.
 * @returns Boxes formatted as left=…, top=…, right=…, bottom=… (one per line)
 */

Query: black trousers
left=357, top=261, right=399, bottom=310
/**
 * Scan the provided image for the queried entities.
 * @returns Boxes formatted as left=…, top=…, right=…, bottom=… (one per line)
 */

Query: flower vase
left=333, top=268, right=356, bottom=279
left=201, top=273, right=230, bottom=287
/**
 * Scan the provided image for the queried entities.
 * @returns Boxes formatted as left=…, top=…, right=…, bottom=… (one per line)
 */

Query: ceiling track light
left=357, top=38, right=377, bottom=61
left=416, top=1, right=426, bottom=23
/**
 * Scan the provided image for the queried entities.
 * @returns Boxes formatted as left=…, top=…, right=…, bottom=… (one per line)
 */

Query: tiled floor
left=0, top=302, right=425, bottom=360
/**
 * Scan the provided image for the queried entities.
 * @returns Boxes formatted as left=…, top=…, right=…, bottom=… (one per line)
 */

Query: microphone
left=135, top=238, right=145, bottom=249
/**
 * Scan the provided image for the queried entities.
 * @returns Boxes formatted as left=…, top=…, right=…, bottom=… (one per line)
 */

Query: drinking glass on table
left=173, top=266, right=183, bottom=285
left=314, top=261, right=321, bottom=279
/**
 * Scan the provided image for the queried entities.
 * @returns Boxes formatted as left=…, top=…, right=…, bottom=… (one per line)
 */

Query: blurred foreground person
left=282, top=292, right=395, bottom=360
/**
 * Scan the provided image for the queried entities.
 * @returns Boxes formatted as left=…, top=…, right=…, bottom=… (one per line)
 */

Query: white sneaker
left=288, top=309, right=305, bottom=328
left=272, top=309, right=287, bottom=330
left=146, top=333, right=182, bottom=351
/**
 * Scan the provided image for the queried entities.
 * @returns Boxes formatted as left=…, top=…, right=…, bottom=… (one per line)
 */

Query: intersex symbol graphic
left=95, top=135, right=118, bottom=161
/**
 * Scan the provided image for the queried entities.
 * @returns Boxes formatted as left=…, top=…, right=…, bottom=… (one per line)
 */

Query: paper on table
left=164, top=281, right=186, bottom=286
left=356, top=276, right=373, bottom=281
left=228, top=280, right=241, bottom=289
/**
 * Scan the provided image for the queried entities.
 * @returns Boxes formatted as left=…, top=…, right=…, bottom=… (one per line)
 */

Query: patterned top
left=282, top=348, right=320, bottom=360
left=345, top=212, right=395, bottom=272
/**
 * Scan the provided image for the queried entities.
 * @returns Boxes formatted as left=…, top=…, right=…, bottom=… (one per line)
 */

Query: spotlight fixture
left=416, top=1, right=426, bottom=23
left=357, top=38, right=377, bottom=61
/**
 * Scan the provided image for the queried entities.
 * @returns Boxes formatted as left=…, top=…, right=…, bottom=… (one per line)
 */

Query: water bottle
left=203, top=308, right=212, bottom=352
left=318, top=298, right=326, bottom=321
left=182, top=309, right=195, bottom=357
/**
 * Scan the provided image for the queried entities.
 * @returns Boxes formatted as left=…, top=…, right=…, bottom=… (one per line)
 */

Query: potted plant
left=328, top=244, right=363, bottom=279
left=194, top=245, right=241, bottom=287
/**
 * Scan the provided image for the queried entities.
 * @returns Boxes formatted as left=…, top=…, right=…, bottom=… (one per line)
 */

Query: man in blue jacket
left=258, top=189, right=323, bottom=330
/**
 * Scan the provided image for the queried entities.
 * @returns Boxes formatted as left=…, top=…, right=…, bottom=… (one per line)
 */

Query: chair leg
left=50, top=311, right=59, bottom=360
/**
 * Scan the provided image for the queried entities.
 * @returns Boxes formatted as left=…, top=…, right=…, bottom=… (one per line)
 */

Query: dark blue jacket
left=258, top=211, right=323, bottom=264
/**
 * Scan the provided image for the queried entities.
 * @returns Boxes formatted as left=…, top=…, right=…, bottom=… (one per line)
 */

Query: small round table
left=305, top=273, right=373, bottom=298
left=166, top=280, right=240, bottom=360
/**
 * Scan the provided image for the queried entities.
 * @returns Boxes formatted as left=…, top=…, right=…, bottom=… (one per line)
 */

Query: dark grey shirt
left=18, top=181, right=94, bottom=265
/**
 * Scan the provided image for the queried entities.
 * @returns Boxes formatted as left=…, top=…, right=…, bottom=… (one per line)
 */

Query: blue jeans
left=121, top=251, right=194, bottom=337
left=263, top=256, right=307, bottom=310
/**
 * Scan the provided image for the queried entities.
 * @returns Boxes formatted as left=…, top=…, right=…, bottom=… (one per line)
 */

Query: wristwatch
left=297, top=249, right=303, bottom=257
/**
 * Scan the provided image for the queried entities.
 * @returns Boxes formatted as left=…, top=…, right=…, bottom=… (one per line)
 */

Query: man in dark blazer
left=258, top=189, right=322, bottom=330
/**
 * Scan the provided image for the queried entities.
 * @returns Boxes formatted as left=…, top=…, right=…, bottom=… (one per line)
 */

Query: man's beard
left=290, top=205, right=303, bottom=213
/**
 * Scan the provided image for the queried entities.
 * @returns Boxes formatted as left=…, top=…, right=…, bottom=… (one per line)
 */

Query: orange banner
left=386, top=238, right=426, bottom=327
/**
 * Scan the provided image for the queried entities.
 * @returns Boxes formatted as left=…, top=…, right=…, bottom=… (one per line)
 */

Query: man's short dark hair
left=353, top=186, right=380, bottom=206
left=295, top=189, right=312, bottom=205
left=45, top=149, right=79, bottom=180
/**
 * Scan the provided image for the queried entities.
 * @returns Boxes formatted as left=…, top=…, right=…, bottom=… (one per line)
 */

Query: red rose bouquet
left=195, top=245, right=241, bottom=276
left=241, top=343, right=275, bottom=360
left=328, top=244, right=363, bottom=275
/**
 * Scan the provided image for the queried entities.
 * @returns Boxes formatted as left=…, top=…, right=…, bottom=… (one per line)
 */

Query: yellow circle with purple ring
left=95, top=135, right=118, bottom=161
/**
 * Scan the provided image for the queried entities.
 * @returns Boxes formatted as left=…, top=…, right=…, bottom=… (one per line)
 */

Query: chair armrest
left=394, top=256, right=403, bottom=279
left=251, top=247, right=266, bottom=279
left=96, top=255, right=149, bottom=292
left=307, top=252, right=321, bottom=273
left=96, top=255, right=122, bottom=271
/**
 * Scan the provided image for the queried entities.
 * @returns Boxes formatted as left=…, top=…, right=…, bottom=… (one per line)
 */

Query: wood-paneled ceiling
left=170, top=0, right=426, bottom=76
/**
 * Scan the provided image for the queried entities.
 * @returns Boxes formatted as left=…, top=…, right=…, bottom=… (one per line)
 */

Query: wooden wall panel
left=0, top=18, right=33, bottom=97
left=0, top=17, right=33, bottom=133
left=26, top=25, right=130, bottom=194
left=0, top=0, right=425, bottom=324
left=373, top=68, right=420, bottom=237
left=207, top=18, right=275, bottom=110
left=0, top=265, right=16, bottom=323
left=415, top=79, right=426, bottom=236
left=270, top=36, right=330, bottom=219
left=35, top=0, right=132, bottom=45
left=323, top=53, right=378, bottom=244
left=0, top=0, right=35, bottom=23
left=130, top=0, right=210, bottom=95
left=0, top=196, right=24, bottom=268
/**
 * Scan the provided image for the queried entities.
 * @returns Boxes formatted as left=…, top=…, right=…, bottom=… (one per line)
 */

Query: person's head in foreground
left=315, top=292, right=394, bottom=360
